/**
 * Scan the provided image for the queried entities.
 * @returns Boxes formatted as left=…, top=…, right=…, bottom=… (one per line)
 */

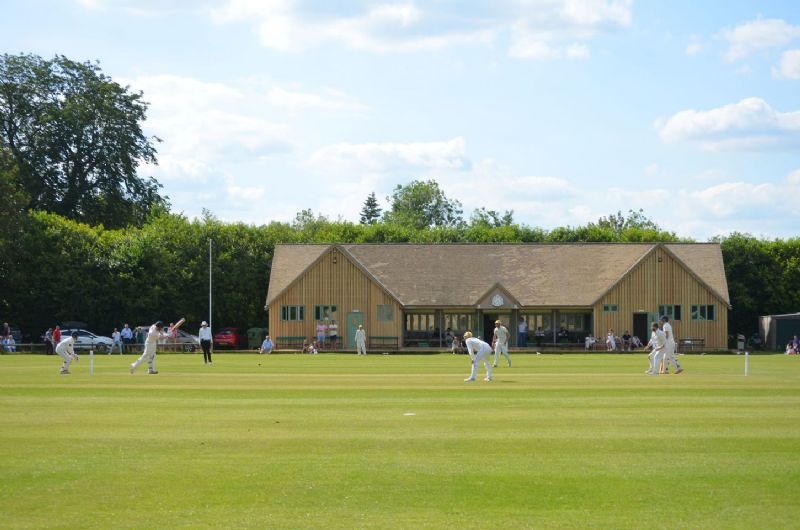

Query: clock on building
left=491, top=294, right=504, bottom=307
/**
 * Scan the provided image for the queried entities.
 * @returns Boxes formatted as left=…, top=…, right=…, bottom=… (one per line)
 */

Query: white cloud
left=773, top=49, right=800, bottom=79
left=787, top=169, right=800, bottom=185
left=209, top=0, right=630, bottom=59
left=508, top=0, right=632, bottom=60
left=720, top=17, right=800, bottom=62
left=656, top=97, right=800, bottom=150
left=686, top=41, right=702, bottom=55
left=266, top=87, right=368, bottom=112
left=127, top=75, right=293, bottom=182
left=210, top=0, right=493, bottom=53
left=309, top=137, right=471, bottom=174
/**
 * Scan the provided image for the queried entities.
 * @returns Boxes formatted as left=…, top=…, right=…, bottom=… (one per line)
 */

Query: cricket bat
left=172, top=318, right=186, bottom=331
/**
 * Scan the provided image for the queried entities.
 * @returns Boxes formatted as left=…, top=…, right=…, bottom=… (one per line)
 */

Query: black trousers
left=201, top=340, right=212, bottom=363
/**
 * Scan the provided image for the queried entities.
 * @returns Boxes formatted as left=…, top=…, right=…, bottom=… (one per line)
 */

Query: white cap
left=201, top=321, right=208, bottom=326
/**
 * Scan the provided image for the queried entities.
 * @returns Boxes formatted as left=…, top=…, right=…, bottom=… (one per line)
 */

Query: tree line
left=1, top=53, right=798, bottom=345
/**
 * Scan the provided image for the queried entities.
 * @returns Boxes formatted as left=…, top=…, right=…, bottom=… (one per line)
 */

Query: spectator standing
left=2, top=322, right=9, bottom=338
left=120, top=323, right=133, bottom=352
left=260, top=335, right=274, bottom=354
left=198, top=321, right=212, bottom=364
left=518, top=317, right=527, bottom=348
left=44, top=328, right=54, bottom=355
left=110, top=328, right=123, bottom=354
left=316, top=321, right=327, bottom=348
left=328, top=320, right=338, bottom=348
left=52, top=325, right=62, bottom=347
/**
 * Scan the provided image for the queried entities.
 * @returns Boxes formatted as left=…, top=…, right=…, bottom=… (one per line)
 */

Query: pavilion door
left=633, top=313, right=649, bottom=344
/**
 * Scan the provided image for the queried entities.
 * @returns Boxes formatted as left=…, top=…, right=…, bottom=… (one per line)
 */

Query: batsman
left=130, top=319, right=183, bottom=375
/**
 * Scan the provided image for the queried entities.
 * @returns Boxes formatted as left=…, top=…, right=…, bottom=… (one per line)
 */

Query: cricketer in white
left=660, top=316, right=683, bottom=374
left=355, top=325, right=367, bottom=355
left=130, top=321, right=168, bottom=375
left=492, top=320, right=511, bottom=368
left=55, top=333, right=79, bottom=374
left=646, top=322, right=667, bottom=375
left=464, top=331, right=493, bottom=382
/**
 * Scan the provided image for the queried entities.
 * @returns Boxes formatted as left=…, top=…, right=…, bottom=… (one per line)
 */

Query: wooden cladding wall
left=594, top=246, right=728, bottom=348
left=267, top=248, right=402, bottom=346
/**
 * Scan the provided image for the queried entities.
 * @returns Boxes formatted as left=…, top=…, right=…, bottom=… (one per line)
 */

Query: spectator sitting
left=259, top=335, right=274, bottom=354
left=557, top=327, right=569, bottom=342
left=786, top=342, right=798, bottom=356
left=445, top=327, right=454, bottom=348
left=621, top=331, right=632, bottom=351
left=584, top=335, right=596, bottom=350
left=303, top=338, right=317, bottom=355
left=535, top=327, right=546, bottom=347
left=606, top=329, right=616, bottom=351
left=4, top=335, right=16, bottom=352
left=631, top=336, right=643, bottom=348
left=793, top=335, right=800, bottom=351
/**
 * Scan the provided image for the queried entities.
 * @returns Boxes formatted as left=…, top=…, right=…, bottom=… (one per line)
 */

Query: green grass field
left=2, top=352, right=799, bottom=529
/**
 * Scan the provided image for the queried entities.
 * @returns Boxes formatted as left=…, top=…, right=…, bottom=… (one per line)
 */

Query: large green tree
left=0, top=53, right=166, bottom=228
left=383, top=179, right=463, bottom=230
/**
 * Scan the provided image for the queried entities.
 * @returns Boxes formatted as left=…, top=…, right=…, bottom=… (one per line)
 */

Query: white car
left=62, top=329, right=114, bottom=352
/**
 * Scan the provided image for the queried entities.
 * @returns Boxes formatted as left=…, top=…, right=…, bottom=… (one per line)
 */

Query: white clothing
left=355, top=329, right=366, bottom=355
left=606, top=333, right=616, bottom=351
left=493, top=325, right=511, bottom=367
left=518, top=321, right=527, bottom=333
left=110, top=330, right=123, bottom=354
left=661, top=322, right=681, bottom=372
left=198, top=326, right=212, bottom=341
left=465, top=337, right=493, bottom=381
left=55, top=337, right=77, bottom=372
left=131, top=324, right=166, bottom=373
left=585, top=336, right=596, bottom=350
left=647, top=329, right=666, bottom=374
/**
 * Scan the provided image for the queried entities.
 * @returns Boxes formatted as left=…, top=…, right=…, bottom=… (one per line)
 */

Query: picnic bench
left=679, top=338, right=705, bottom=352
left=369, top=336, right=399, bottom=350
left=277, top=336, right=305, bottom=350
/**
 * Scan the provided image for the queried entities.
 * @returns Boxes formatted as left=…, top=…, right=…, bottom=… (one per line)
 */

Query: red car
left=213, top=327, right=245, bottom=349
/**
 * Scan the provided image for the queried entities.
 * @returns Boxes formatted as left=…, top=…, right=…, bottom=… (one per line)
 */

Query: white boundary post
left=744, top=350, right=749, bottom=376
left=90, top=349, right=94, bottom=375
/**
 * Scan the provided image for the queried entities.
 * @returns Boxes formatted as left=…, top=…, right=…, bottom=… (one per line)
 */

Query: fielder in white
left=492, top=320, right=511, bottom=368
left=55, top=332, right=80, bottom=375
left=660, top=315, right=683, bottom=374
left=354, top=325, right=367, bottom=355
left=463, top=331, right=493, bottom=382
left=645, top=322, right=666, bottom=375
left=130, top=321, right=168, bottom=375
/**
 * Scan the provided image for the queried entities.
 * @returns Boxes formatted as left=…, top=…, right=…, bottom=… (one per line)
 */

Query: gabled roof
left=663, top=244, right=730, bottom=304
left=265, top=245, right=329, bottom=305
left=266, top=243, right=730, bottom=308
left=342, top=244, right=655, bottom=306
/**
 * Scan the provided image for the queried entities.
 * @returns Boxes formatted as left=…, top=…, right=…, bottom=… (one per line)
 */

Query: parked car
left=62, top=329, right=114, bottom=352
left=213, top=327, right=245, bottom=349
left=171, top=329, right=199, bottom=352
left=132, top=325, right=199, bottom=352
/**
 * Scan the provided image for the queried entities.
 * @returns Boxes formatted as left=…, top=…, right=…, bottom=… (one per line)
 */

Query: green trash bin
left=247, top=327, right=268, bottom=350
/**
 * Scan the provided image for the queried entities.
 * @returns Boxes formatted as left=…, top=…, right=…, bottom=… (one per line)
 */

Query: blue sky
left=3, top=0, right=799, bottom=239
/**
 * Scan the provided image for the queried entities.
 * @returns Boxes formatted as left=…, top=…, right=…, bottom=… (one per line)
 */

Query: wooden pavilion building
left=265, top=243, right=730, bottom=350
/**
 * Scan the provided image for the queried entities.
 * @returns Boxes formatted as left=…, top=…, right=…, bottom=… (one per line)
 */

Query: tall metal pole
left=209, top=238, right=213, bottom=336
